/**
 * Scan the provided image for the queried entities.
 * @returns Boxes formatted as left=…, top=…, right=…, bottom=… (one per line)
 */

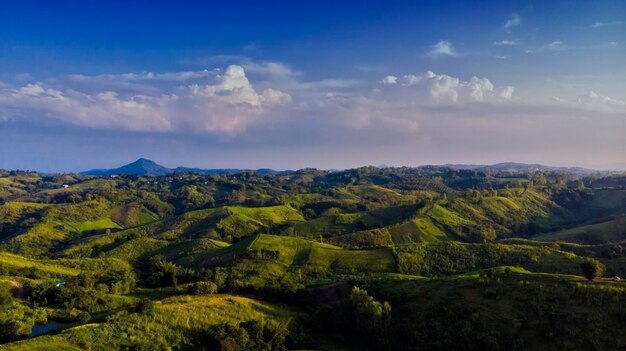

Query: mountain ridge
left=80, top=159, right=616, bottom=177
left=81, top=158, right=289, bottom=176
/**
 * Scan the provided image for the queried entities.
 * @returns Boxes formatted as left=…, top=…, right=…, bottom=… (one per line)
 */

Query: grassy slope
left=388, top=217, right=449, bottom=244
left=395, top=241, right=585, bottom=276
left=535, top=215, right=626, bottom=244
left=0, top=294, right=302, bottom=351
left=3, top=200, right=122, bottom=256
left=249, top=235, right=395, bottom=273
left=107, top=237, right=229, bottom=262
left=0, top=252, right=81, bottom=276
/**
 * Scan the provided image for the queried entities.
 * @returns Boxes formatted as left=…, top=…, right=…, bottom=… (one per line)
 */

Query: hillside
left=1, top=167, right=626, bottom=350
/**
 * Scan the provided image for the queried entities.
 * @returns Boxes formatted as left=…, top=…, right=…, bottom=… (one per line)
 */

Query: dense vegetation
left=0, top=166, right=625, bottom=350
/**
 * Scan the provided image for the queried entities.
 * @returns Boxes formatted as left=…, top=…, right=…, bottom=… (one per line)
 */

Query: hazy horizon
left=1, top=1, right=624, bottom=172
left=4, top=156, right=625, bottom=174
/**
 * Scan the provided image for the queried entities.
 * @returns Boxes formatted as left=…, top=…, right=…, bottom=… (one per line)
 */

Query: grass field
left=388, top=216, right=449, bottom=244
left=0, top=252, right=81, bottom=276
left=0, top=293, right=302, bottom=351
left=535, top=215, right=626, bottom=244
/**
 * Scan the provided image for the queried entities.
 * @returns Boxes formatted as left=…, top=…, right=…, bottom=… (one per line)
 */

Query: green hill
left=534, top=215, right=626, bottom=244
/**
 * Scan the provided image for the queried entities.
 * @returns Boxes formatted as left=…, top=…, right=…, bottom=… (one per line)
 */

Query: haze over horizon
left=1, top=1, right=625, bottom=172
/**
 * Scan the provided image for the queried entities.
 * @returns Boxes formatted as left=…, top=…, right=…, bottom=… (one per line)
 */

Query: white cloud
left=540, top=41, right=567, bottom=52
left=578, top=91, right=625, bottom=106
left=68, top=69, right=214, bottom=82
left=591, top=21, right=623, bottom=28
left=240, top=61, right=298, bottom=81
left=546, top=41, right=565, bottom=48
left=493, top=40, right=519, bottom=46
left=385, top=71, right=514, bottom=104
left=498, top=86, right=515, bottom=99
left=424, top=40, right=458, bottom=58
left=504, top=14, right=521, bottom=32
left=0, top=65, right=292, bottom=134
left=2, top=62, right=625, bottom=158
left=380, top=75, right=398, bottom=85
left=260, top=88, right=293, bottom=105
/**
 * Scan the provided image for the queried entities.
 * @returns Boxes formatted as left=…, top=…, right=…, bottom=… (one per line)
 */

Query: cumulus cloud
left=504, top=14, right=521, bottom=32
left=2, top=61, right=625, bottom=159
left=222, top=59, right=360, bottom=93
left=384, top=71, right=514, bottom=104
left=424, top=40, right=458, bottom=58
left=380, top=75, right=398, bottom=85
left=0, top=65, right=292, bottom=133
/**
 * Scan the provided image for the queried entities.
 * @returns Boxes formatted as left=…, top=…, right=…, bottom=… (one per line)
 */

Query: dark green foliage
left=77, top=311, right=91, bottom=323
left=395, top=241, right=582, bottom=276
left=349, top=287, right=392, bottom=348
left=0, top=285, right=13, bottom=306
left=146, top=255, right=192, bottom=287
left=199, top=319, right=289, bottom=351
left=580, top=258, right=605, bottom=281
left=135, top=299, right=155, bottom=315
left=370, top=276, right=626, bottom=351
left=245, top=249, right=280, bottom=260
left=190, top=281, right=218, bottom=295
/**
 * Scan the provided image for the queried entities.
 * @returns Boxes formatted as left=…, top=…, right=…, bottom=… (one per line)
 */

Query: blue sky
left=0, top=0, right=625, bottom=172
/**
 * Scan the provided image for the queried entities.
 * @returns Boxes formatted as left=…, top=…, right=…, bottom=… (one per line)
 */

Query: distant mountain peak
left=81, top=158, right=171, bottom=176
left=81, top=158, right=287, bottom=176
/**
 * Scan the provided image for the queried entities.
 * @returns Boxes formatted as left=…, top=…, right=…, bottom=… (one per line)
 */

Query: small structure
left=62, top=184, right=69, bottom=189
left=55, top=281, right=65, bottom=287
left=613, top=276, right=621, bottom=282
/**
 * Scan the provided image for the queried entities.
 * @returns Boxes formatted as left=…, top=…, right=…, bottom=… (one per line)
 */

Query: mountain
left=81, top=158, right=172, bottom=176
left=419, top=162, right=608, bottom=176
left=81, top=158, right=288, bottom=176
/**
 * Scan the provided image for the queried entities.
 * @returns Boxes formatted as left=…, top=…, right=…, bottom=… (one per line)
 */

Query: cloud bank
left=0, top=61, right=624, bottom=161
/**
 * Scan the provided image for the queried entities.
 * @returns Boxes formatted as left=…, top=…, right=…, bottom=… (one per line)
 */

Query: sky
left=0, top=0, right=625, bottom=172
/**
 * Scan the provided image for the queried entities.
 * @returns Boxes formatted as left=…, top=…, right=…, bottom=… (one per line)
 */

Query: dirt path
left=0, top=279, right=25, bottom=300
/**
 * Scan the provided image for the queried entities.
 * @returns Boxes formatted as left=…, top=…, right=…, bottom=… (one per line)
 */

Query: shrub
left=77, top=311, right=91, bottom=323
left=190, top=281, right=218, bottom=295
left=135, top=299, right=155, bottom=315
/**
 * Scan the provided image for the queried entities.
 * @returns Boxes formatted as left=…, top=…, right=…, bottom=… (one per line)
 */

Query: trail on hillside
left=0, top=279, right=25, bottom=300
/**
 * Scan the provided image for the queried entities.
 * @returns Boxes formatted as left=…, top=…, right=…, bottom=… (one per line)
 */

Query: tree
left=148, top=255, right=181, bottom=287
left=77, top=311, right=91, bottom=323
left=580, top=258, right=605, bottom=281
left=349, top=286, right=391, bottom=332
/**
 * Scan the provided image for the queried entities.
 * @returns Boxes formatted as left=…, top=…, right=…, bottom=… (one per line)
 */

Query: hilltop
left=419, top=162, right=611, bottom=176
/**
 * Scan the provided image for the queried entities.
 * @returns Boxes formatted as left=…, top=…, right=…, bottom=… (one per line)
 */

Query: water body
left=29, top=321, right=66, bottom=338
